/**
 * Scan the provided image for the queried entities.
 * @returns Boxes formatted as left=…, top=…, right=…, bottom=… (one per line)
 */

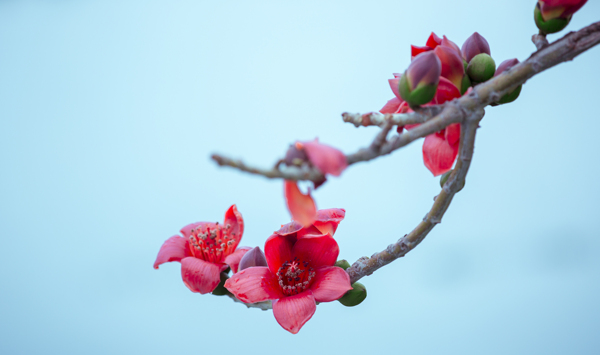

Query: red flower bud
left=494, top=58, right=520, bottom=77
left=538, top=0, right=587, bottom=21
left=399, top=51, right=441, bottom=106
left=239, top=246, right=268, bottom=270
left=461, top=32, right=491, bottom=63
left=493, top=58, right=522, bottom=105
left=434, top=45, right=464, bottom=91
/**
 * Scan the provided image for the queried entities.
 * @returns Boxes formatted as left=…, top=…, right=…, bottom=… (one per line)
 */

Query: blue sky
left=1, top=1, right=599, bottom=354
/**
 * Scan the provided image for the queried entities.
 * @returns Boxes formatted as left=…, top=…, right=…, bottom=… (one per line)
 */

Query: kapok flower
left=538, top=0, right=587, bottom=21
left=154, top=205, right=251, bottom=294
left=225, top=209, right=350, bottom=334
left=285, top=139, right=348, bottom=177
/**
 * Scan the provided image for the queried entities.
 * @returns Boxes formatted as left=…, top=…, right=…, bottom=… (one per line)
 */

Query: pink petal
left=272, top=290, right=317, bottom=334
left=434, top=45, right=465, bottom=90
left=223, top=246, right=251, bottom=273
left=264, top=233, right=295, bottom=275
left=388, top=77, right=401, bottom=100
left=223, top=204, right=244, bottom=246
left=224, top=266, right=284, bottom=303
left=292, top=233, right=339, bottom=269
left=153, top=235, right=191, bottom=269
left=180, top=257, right=223, bottom=294
left=180, top=222, right=203, bottom=238
left=284, top=180, right=317, bottom=227
left=302, top=140, right=348, bottom=177
left=433, top=77, right=461, bottom=104
left=313, top=208, right=346, bottom=236
left=445, top=123, right=461, bottom=146
left=423, top=132, right=459, bottom=176
left=380, top=97, right=402, bottom=114
left=441, top=36, right=461, bottom=56
left=310, top=266, right=352, bottom=302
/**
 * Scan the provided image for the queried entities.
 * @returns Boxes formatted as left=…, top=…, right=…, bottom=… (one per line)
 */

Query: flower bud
left=466, top=53, right=496, bottom=83
left=338, top=282, right=367, bottom=307
left=461, top=32, right=491, bottom=63
left=538, top=0, right=587, bottom=21
left=534, top=2, right=572, bottom=34
left=492, top=58, right=522, bottom=105
left=399, top=51, right=441, bottom=107
left=284, top=143, right=309, bottom=167
left=335, top=259, right=351, bottom=270
left=239, top=246, right=268, bottom=270
left=439, top=171, right=465, bottom=191
left=434, top=45, right=464, bottom=91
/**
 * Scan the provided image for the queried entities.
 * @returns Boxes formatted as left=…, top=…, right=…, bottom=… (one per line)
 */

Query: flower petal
left=426, top=32, right=442, bottom=48
left=284, top=180, right=317, bottom=227
left=380, top=97, right=402, bottom=114
left=223, top=246, right=251, bottom=273
left=224, top=266, right=284, bottom=303
left=313, top=208, right=346, bottom=237
left=153, top=235, right=191, bottom=269
left=264, top=233, right=295, bottom=275
left=292, top=233, right=339, bottom=269
left=423, top=132, right=459, bottom=176
left=272, top=290, right=317, bottom=334
left=180, top=257, right=223, bottom=294
left=275, top=221, right=303, bottom=236
left=445, top=123, right=461, bottom=146
left=388, top=77, right=401, bottom=100
left=433, top=77, right=461, bottom=104
left=310, top=266, right=353, bottom=302
left=302, top=140, right=348, bottom=177
left=434, top=45, right=465, bottom=90
left=223, top=204, right=244, bottom=246
left=180, top=222, right=203, bottom=238
left=411, top=45, right=432, bottom=59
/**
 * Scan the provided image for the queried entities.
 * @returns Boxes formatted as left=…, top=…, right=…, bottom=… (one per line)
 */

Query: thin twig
left=532, top=31, right=549, bottom=50
left=342, top=105, right=444, bottom=128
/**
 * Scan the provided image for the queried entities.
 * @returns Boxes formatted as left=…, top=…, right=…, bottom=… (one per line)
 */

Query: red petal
left=441, top=36, right=461, bottom=56
left=433, top=77, right=461, bottom=104
left=264, top=233, right=295, bottom=275
left=153, top=235, right=191, bottom=269
left=180, top=257, right=223, bottom=294
left=388, top=77, right=401, bottom=100
left=272, top=291, right=317, bottom=334
left=426, top=32, right=442, bottom=48
left=284, top=180, right=317, bottom=227
left=313, top=208, right=346, bottom=236
left=411, top=45, right=433, bottom=59
left=310, top=266, right=352, bottom=302
left=275, top=221, right=303, bottom=236
left=380, top=97, right=402, bottom=114
left=223, top=246, right=251, bottom=273
left=223, top=204, right=244, bottom=246
left=302, top=140, right=348, bottom=177
left=423, top=132, right=459, bottom=176
left=445, top=123, right=461, bottom=146
left=224, top=266, right=284, bottom=303
left=292, top=233, right=339, bottom=269
left=434, top=45, right=465, bottom=90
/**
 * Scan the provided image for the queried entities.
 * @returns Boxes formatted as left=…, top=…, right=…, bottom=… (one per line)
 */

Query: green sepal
left=460, top=75, right=471, bottom=95
left=335, top=259, right=351, bottom=270
left=534, top=4, right=571, bottom=35
left=338, top=282, right=367, bottom=307
left=399, top=73, right=437, bottom=107
left=467, top=53, right=496, bottom=83
left=496, top=85, right=522, bottom=105
left=211, top=272, right=231, bottom=296
left=439, top=170, right=465, bottom=192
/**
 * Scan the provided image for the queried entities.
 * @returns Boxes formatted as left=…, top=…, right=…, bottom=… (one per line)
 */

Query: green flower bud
left=439, top=170, right=465, bottom=192
left=335, top=259, right=351, bottom=270
left=399, top=51, right=441, bottom=107
left=338, top=282, right=367, bottom=307
left=460, top=75, right=471, bottom=95
left=494, top=85, right=522, bottom=105
left=534, top=3, right=571, bottom=35
left=466, top=53, right=496, bottom=83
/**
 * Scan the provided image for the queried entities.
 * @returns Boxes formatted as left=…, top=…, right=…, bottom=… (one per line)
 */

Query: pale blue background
left=1, top=1, right=599, bottom=354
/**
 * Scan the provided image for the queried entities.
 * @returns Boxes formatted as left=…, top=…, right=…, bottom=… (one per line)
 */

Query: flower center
left=188, top=222, right=237, bottom=263
left=276, top=257, right=316, bottom=296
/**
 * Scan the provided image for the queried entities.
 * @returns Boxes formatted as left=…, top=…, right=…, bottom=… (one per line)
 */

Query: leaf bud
left=338, top=282, right=367, bottom=307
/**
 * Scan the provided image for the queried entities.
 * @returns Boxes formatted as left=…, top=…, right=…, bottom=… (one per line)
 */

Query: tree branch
left=341, top=105, right=444, bottom=128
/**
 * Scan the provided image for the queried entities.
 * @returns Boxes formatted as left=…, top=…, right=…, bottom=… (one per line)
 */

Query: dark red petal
left=223, top=204, right=244, bottom=247
left=445, top=123, right=461, bottom=147
left=153, top=235, right=191, bottom=269
left=296, top=224, right=322, bottom=239
left=388, top=77, right=401, bottom=100
left=284, top=180, right=317, bottom=227
left=380, top=97, right=402, bottom=114
left=411, top=45, right=433, bottom=59
left=272, top=290, right=317, bottom=334
left=423, top=132, right=459, bottom=176
left=264, top=233, right=295, bottom=275
left=433, top=77, right=461, bottom=104
left=292, top=233, right=339, bottom=269
left=224, top=267, right=284, bottom=303
left=180, top=257, right=223, bottom=294
left=223, top=246, right=251, bottom=273
left=313, top=208, right=346, bottom=236
left=302, top=140, right=348, bottom=177
left=310, top=266, right=353, bottom=302
left=426, top=32, right=442, bottom=48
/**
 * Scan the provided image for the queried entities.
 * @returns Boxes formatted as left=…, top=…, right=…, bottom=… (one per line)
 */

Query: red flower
left=225, top=209, right=350, bottom=334
left=538, top=0, right=587, bottom=21
left=154, top=205, right=251, bottom=294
